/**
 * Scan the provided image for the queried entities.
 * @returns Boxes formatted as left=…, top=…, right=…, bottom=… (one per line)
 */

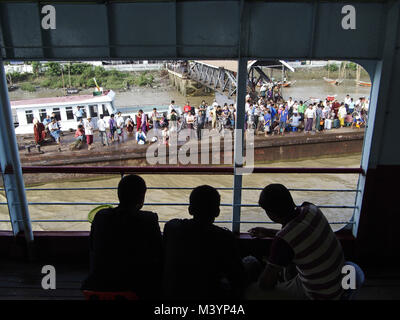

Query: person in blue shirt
left=264, top=111, right=272, bottom=137
left=270, top=104, right=277, bottom=123
left=348, top=98, right=355, bottom=114
left=279, top=106, right=289, bottom=135
left=75, top=106, right=85, bottom=122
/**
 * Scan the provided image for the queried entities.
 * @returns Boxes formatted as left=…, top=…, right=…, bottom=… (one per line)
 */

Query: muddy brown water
left=0, top=153, right=362, bottom=232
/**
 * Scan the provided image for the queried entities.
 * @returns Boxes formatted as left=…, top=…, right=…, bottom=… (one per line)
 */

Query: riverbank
left=286, top=66, right=370, bottom=81
left=15, top=126, right=364, bottom=186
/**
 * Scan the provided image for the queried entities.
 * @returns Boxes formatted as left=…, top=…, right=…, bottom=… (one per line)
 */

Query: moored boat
left=356, top=80, right=372, bottom=87
left=11, top=90, right=116, bottom=135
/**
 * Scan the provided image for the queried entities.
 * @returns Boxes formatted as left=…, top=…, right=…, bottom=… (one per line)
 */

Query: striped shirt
left=271, top=202, right=345, bottom=300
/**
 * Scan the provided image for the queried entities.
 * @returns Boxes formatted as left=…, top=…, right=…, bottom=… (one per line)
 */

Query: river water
left=0, top=153, right=362, bottom=232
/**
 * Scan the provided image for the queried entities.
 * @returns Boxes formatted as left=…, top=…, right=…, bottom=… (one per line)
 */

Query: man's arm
left=248, top=227, right=278, bottom=238
left=258, top=263, right=282, bottom=290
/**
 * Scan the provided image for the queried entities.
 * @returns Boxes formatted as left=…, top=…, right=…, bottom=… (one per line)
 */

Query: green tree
left=44, top=62, right=62, bottom=76
left=325, top=64, right=339, bottom=72
left=32, top=61, right=42, bottom=77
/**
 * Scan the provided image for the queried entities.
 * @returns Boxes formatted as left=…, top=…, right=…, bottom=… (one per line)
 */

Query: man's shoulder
left=139, top=210, right=159, bottom=221
left=164, top=218, right=187, bottom=230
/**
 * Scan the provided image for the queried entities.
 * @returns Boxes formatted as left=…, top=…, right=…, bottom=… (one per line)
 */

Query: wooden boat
left=323, top=77, right=342, bottom=85
left=279, top=80, right=296, bottom=87
left=356, top=80, right=372, bottom=87
left=355, top=64, right=371, bottom=87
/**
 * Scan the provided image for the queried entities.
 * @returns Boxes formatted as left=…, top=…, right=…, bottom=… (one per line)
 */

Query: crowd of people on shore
left=81, top=174, right=363, bottom=300
left=31, top=92, right=369, bottom=152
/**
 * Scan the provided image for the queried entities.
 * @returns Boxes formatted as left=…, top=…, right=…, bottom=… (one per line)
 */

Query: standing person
left=247, top=184, right=345, bottom=300
left=211, top=105, right=217, bottom=130
left=315, top=104, right=323, bottom=132
left=108, top=114, right=117, bottom=143
left=168, top=100, right=176, bottom=116
left=136, top=111, right=142, bottom=132
left=141, top=110, right=148, bottom=134
left=332, top=99, right=341, bottom=118
left=287, top=97, right=294, bottom=113
left=338, top=103, right=347, bottom=128
left=163, top=185, right=244, bottom=300
left=169, top=109, right=178, bottom=133
left=264, top=110, right=272, bottom=137
left=49, top=117, right=62, bottom=151
left=297, top=101, right=306, bottom=129
left=344, top=94, right=352, bottom=107
left=186, top=111, right=195, bottom=138
left=162, top=126, right=169, bottom=145
left=279, top=106, right=289, bottom=135
left=183, top=101, right=192, bottom=115
left=348, top=98, right=355, bottom=114
left=196, top=109, right=206, bottom=140
left=126, top=117, right=135, bottom=137
left=151, top=108, right=160, bottom=135
left=75, top=106, right=85, bottom=122
left=33, top=118, right=46, bottom=145
left=81, top=175, right=163, bottom=299
left=304, top=105, right=315, bottom=133
left=260, top=83, right=268, bottom=98
left=116, top=112, right=125, bottom=142
left=97, top=114, right=109, bottom=147
left=270, top=103, right=277, bottom=124
left=84, top=117, right=95, bottom=150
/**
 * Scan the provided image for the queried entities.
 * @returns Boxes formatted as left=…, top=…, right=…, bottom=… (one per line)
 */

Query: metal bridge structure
left=182, top=60, right=293, bottom=97
left=0, top=0, right=400, bottom=261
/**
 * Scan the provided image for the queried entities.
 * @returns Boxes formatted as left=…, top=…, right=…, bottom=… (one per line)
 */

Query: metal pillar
left=0, top=59, right=33, bottom=244
left=232, top=58, right=247, bottom=233
left=352, top=1, right=400, bottom=238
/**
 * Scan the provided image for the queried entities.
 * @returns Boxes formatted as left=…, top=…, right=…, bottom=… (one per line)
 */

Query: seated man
left=69, top=124, right=85, bottom=150
left=247, top=184, right=345, bottom=300
left=81, top=175, right=163, bottom=299
left=289, top=112, right=301, bottom=130
left=136, top=127, right=147, bottom=144
left=163, top=185, right=244, bottom=300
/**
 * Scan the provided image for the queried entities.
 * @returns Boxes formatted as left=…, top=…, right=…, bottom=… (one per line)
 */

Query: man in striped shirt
left=247, top=184, right=345, bottom=300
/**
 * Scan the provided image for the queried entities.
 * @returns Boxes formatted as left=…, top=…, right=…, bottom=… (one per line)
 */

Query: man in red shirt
left=332, top=100, right=341, bottom=117
left=183, top=101, right=192, bottom=114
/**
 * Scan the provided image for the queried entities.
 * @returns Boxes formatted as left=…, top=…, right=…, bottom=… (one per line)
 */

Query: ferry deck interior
left=0, top=0, right=400, bottom=300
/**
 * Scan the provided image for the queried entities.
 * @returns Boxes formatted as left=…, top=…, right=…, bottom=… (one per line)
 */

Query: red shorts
left=86, top=135, right=93, bottom=145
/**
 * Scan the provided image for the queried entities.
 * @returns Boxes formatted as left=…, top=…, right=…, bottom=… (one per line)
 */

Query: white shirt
left=304, top=108, right=315, bottom=119
left=136, top=131, right=146, bottom=140
left=291, top=115, right=301, bottom=126
left=97, top=119, right=107, bottom=131
left=116, top=116, right=124, bottom=128
left=338, top=106, right=347, bottom=118
left=84, top=119, right=94, bottom=135
left=125, top=118, right=133, bottom=126
left=344, top=97, right=352, bottom=105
